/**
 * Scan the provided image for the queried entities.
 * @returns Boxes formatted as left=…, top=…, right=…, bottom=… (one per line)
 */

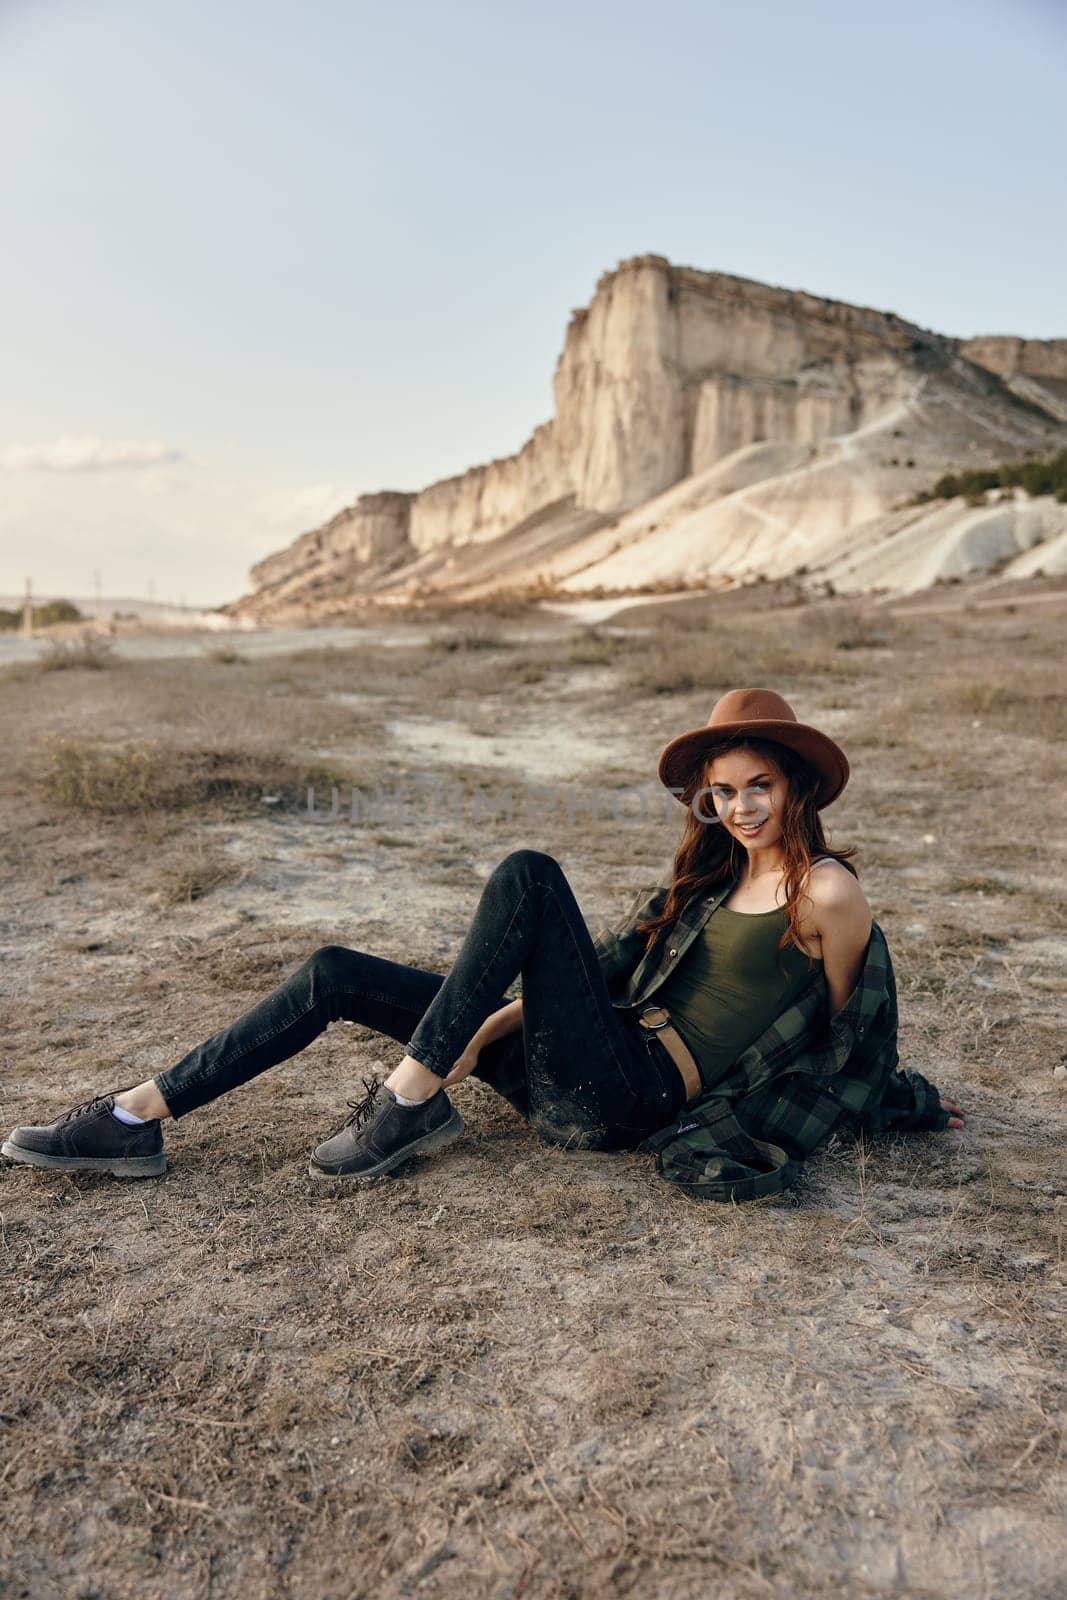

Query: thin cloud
left=1, top=435, right=184, bottom=472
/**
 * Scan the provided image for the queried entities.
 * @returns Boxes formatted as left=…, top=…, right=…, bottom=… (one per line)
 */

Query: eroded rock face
left=249, top=491, right=416, bottom=591
left=958, top=337, right=1067, bottom=381
left=229, top=255, right=1067, bottom=615
left=554, top=259, right=949, bottom=507
left=408, top=421, right=565, bottom=553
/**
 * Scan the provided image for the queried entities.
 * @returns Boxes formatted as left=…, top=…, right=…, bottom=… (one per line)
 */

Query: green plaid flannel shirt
left=591, top=872, right=951, bottom=1203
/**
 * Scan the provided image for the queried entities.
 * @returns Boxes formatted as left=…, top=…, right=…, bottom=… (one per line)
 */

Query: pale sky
left=2, top=0, right=1064, bottom=607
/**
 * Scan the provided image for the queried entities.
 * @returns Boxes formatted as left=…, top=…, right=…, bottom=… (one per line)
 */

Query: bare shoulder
left=806, top=860, right=872, bottom=924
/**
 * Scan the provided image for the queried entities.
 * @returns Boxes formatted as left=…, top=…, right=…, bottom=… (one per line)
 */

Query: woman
left=2, top=688, right=964, bottom=1200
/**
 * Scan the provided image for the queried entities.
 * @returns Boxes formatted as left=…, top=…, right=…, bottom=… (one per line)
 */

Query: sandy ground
left=0, top=588, right=1065, bottom=1599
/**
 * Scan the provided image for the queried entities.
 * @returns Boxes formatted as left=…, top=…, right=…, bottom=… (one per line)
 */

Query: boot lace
left=62, top=1090, right=124, bottom=1123
left=341, top=1075, right=383, bottom=1130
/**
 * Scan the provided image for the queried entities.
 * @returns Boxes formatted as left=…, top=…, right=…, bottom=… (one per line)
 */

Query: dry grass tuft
left=34, top=737, right=347, bottom=819
left=562, top=629, right=621, bottom=667
left=427, top=622, right=519, bottom=653
left=155, top=847, right=248, bottom=905
left=37, top=632, right=119, bottom=671
left=937, top=669, right=1067, bottom=739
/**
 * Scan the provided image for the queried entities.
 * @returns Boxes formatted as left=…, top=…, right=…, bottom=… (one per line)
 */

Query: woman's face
left=703, top=747, right=789, bottom=853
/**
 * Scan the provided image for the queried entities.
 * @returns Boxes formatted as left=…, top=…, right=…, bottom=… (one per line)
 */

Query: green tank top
left=654, top=900, right=822, bottom=1093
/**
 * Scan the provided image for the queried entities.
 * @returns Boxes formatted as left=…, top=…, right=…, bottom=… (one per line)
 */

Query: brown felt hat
left=657, top=687, right=850, bottom=810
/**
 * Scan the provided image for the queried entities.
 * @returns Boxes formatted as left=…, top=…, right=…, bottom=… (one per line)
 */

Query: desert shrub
left=39, top=740, right=160, bottom=812
left=414, top=592, right=533, bottom=621
left=302, top=759, right=357, bottom=792
left=156, top=851, right=245, bottom=904
left=36, top=738, right=342, bottom=817
left=38, top=634, right=117, bottom=671
left=807, top=606, right=894, bottom=651
left=426, top=623, right=516, bottom=653
left=912, top=448, right=1067, bottom=506
left=624, top=639, right=706, bottom=695
left=34, top=599, right=84, bottom=626
left=0, top=599, right=83, bottom=630
left=489, top=656, right=549, bottom=686
left=562, top=629, right=619, bottom=667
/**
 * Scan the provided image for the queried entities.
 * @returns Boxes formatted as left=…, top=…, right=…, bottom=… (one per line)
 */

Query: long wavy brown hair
left=635, top=736, right=857, bottom=962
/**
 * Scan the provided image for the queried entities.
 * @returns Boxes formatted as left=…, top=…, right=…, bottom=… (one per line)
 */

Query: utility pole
left=20, top=577, right=33, bottom=638
left=93, top=569, right=102, bottom=613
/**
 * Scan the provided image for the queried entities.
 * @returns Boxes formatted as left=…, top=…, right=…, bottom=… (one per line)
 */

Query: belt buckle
left=639, top=1004, right=670, bottom=1031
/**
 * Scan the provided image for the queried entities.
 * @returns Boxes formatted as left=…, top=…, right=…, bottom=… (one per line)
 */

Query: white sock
left=389, top=1087, right=436, bottom=1107
left=111, top=1102, right=149, bottom=1125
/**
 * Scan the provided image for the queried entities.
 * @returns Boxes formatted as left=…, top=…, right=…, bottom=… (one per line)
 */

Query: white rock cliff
left=228, top=255, right=1067, bottom=617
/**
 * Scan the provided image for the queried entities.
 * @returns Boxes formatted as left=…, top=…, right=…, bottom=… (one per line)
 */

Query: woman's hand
left=940, top=1094, right=965, bottom=1130
left=442, top=1044, right=482, bottom=1089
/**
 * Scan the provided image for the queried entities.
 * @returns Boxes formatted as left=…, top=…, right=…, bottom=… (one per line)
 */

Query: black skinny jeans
left=154, top=849, right=686, bottom=1151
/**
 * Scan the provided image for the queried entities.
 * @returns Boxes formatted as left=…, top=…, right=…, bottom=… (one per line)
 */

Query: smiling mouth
left=736, top=819, right=767, bottom=835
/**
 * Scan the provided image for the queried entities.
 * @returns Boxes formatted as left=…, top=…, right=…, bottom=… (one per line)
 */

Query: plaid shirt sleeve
left=638, top=922, right=952, bottom=1203
left=590, top=879, right=670, bottom=996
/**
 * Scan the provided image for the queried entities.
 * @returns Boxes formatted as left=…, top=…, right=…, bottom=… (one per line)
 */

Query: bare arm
left=808, top=867, right=873, bottom=1018
left=479, top=997, right=523, bottom=1041
left=441, top=998, right=523, bottom=1088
